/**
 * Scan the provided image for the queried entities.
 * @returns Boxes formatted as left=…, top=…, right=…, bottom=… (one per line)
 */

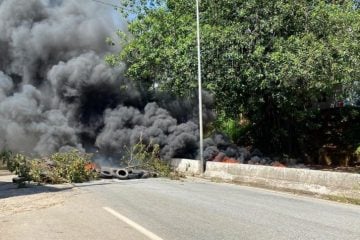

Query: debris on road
left=99, top=167, right=158, bottom=180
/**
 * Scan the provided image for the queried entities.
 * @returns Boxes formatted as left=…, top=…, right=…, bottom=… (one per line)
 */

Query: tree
left=108, top=0, right=360, bottom=156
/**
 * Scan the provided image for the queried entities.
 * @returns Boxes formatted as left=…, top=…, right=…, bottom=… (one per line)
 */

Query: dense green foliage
left=108, top=0, right=360, bottom=157
left=214, top=111, right=251, bottom=144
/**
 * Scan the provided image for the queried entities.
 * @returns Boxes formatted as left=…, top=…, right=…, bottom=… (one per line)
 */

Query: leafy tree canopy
left=108, top=0, right=360, bottom=155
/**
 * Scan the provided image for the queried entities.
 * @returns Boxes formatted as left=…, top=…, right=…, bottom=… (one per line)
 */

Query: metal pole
left=196, top=0, right=204, bottom=173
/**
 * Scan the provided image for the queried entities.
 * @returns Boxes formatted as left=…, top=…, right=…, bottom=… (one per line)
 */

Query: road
left=1, top=177, right=360, bottom=240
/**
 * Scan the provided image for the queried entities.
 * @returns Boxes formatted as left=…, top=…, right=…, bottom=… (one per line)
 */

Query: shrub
left=1, top=150, right=98, bottom=184
left=47, top=150, right=98, bottom=183
left=1, top=151, right=30, bottom=179
left=214, top=111, right=251, bottom=144
left=0, top=150, right=12, bottom=169
left=29, top=159, right=49, bottom=183
left=123, top=139, right=171, bottom=177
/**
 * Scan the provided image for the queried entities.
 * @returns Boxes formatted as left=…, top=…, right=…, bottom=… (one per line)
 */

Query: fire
left=213, top=153, right=238, bottom=163
left=85, top=162, right=99, bottom=172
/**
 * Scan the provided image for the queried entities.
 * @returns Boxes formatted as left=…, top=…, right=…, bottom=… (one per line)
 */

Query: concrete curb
left=170, top=159, right=360, bottom=200
left=170, top=159, right=201, bottom=176
left=205, top=162, right=360, bottom=200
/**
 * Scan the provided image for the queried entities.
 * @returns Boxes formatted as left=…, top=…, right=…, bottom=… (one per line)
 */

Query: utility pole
left=196, top=0, right=204, bottom=173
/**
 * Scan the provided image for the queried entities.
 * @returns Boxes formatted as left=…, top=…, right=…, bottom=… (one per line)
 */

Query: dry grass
left=323, top=195, right=360, bottom=205
left=169, top=171, right=187, bottom=180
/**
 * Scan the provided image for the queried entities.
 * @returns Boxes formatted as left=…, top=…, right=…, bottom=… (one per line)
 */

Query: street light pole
left=196, top=0, right=204, bottom=173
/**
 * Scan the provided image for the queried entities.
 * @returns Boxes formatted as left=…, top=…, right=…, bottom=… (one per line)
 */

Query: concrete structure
left=170, top=159, right=360, bottom=200
left=170, top=159, right=201, bottom=176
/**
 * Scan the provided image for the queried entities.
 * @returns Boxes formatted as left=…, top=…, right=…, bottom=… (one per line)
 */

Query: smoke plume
left=0, top=0, right=203, bottom=161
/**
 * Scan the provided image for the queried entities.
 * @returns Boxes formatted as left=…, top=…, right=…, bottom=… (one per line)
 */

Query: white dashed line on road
left=103, top=206, right=164, bottom=240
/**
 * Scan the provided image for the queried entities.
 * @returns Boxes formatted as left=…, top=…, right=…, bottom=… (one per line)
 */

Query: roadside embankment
left=170, top=159, right=360, bottom=203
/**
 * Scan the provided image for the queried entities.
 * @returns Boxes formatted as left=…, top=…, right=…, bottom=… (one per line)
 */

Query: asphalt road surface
left=1, top=177, right=360, bottom=240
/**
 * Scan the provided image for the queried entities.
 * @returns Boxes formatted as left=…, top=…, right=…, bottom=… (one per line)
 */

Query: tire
left=100, top=167, right=113, bottom=178
left=127, top=172, right=143, bottom=179
left=12, top=176, right=27, bottom=183
left=111, top=168, right=120, bottom=176
left=115, top=169, right=129, bottom=180
left=141, top=171, right=151, bottom=179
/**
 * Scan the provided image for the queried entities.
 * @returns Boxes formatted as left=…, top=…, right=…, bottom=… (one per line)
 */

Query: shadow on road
left=0, top=178, right=73, bottom=200
left=0, top=177, right=130, bottom=199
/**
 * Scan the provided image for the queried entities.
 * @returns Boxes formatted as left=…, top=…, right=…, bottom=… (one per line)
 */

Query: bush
left=1, top=151, right=30, bottom=179
left=123, top=140, right=171, bottom=177
left=214, top=111, right=251, bottom=144
left=1, top=150, right=98, bottom=184
left=29, top=159, right=49, bottom=183
left=49, top=151, right=98, bottom=183
left=0, top=150, right=12, bottom=170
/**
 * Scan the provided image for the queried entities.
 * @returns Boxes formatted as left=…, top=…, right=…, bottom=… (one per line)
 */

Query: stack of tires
left=99, top=167, right=157, bottom=180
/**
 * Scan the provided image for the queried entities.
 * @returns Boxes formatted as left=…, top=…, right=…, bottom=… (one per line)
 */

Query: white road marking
left=103, top=207, right=164, bottom=240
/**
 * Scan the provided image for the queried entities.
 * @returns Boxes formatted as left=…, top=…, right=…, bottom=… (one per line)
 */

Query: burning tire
left=115, top=169, right=129, bottom=179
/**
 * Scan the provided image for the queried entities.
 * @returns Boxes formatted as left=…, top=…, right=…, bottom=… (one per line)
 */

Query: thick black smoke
left=0, top=0, right=204, bottom=160
left=96, top=103, right=199, bottom=160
